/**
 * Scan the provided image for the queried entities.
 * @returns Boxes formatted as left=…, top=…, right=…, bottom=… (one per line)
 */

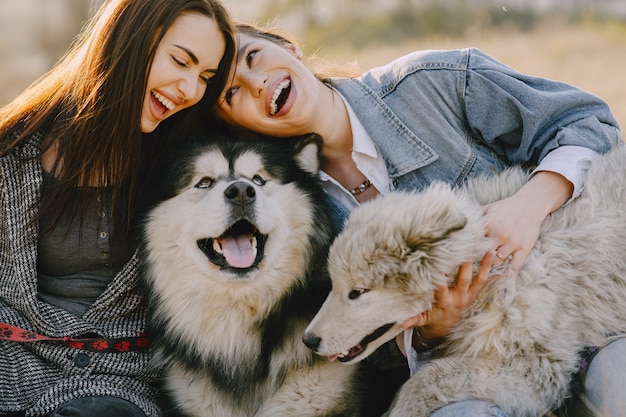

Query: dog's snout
left=224, top=181, right=256, bottom=204
left=302, top=332, right=321, bottom=351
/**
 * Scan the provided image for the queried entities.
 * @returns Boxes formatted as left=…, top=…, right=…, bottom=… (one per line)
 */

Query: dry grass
left=317, top=21, right=626, bottom=131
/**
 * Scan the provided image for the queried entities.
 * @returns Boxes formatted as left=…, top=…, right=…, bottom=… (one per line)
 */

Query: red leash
left=0, top=322, right=150, bottom=353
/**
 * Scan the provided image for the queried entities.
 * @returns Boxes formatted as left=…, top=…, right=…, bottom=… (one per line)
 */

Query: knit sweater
left=0, top=132, right=161, bottom=417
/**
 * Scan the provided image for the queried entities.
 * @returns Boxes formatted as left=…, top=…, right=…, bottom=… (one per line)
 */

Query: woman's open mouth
left=269, top=79, right=291, bottom=116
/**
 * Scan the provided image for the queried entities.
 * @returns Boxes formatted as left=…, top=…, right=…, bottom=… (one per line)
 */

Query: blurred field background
left=1, top=0, right=625, bottom=130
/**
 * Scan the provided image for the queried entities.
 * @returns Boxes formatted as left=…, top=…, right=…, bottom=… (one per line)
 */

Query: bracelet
left=413, top=328, right=448, bottom=353
left=413, top=328, right=432, bottom=350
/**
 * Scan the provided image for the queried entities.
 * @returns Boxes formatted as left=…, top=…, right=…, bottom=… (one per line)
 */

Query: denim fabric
left=430, top=400, right=509, bottom=417
left=46, top=397, right=146, bottom=417
left=566, top=337, right=626, bottom=417
left=331, top=48, right=620, bottom=212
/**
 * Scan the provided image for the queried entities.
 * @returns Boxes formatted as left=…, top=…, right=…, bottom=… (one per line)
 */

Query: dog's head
left=141, top=129, right=333, bottom=290
left=303, top=184, right=487, bottom=363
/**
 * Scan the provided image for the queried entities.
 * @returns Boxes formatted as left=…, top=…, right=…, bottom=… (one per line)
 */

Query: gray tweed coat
left=0, top=132, right=161, bottom=416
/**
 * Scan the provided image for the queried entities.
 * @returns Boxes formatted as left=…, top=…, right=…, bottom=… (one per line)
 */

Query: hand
left=399, top=252, right=495, bottom=349
left=482, top=171, right=573, bottom=271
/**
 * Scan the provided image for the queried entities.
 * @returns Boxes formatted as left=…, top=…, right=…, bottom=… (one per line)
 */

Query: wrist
left=412, top=327, right=445, bottom=353
left=523, top=171, right=573, bottom=215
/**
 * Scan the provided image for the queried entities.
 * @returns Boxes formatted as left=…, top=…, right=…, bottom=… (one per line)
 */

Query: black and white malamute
left=140, top=130, right=384, bottom=417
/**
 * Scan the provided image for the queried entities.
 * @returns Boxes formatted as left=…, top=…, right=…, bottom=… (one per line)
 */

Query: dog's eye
left=195, top=177, right=214, bottom=189
left=252, top=175, right=266, bottom=186
left=348, top=288, right=368, bottom=300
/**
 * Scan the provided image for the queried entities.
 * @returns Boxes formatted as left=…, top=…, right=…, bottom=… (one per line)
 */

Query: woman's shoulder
left=346, top=48, right=476, bottom=97
left=366, top=48, right=472, bottom=77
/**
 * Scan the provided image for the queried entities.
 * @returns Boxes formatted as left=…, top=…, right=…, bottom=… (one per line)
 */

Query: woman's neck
left=317, top=87, right=353, bottom=163
left=315, top=87, right=378, bottom=202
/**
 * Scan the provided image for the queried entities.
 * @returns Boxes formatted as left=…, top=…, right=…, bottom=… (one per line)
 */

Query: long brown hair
left=0, top=0, right=235, bottom=232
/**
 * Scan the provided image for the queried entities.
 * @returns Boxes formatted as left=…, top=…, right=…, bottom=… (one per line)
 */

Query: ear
left=283, top=42, right=304, bottom=60
left=293, top=133, right=322, bottom=174
left=400, top=197, right=469, bottom=289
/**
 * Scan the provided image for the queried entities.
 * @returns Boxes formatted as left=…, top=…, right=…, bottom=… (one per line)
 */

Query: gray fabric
left=37, top=171, right=136, bottom=317
left=0, top=132, right=161, bottom=417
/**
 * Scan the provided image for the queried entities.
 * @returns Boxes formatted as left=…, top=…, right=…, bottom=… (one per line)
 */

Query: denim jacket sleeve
left=463, top=48, right=621, bottom=164
left=332, top=48, right=621, bottom=196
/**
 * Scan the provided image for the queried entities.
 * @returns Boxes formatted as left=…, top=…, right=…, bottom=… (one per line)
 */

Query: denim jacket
left=327, top=48, right=621, bottom=228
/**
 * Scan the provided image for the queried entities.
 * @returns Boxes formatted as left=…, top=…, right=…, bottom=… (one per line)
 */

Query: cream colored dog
left=303, top=144, right=626, bottom=417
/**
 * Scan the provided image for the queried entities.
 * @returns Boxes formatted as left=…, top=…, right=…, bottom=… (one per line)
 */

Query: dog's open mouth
left=331, top=322, right=395, bottom=363
left=197, top=219, right=267, bottom=272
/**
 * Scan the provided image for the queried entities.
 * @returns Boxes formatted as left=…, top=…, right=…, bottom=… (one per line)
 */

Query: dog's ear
left=292, top=133, right=323, bottom=174
left=398, top=189, right=472, bottom=290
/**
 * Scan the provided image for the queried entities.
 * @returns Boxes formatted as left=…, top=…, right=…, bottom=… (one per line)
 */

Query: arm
left=464, top=48, right=620, bottom=164
left=464, top=49, right=620, bottom=269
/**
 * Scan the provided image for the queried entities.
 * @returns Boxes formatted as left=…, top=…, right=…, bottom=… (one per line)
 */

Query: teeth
left=269, top=79, right=290, bottom=116
left=153, top=91, right=175, bottom=111
left=210, top=236, right=257, bottom=254
left=213, top=240, right=222, bottom=254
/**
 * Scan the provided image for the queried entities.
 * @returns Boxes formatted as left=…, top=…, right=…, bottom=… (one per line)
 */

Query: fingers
left=469, top=252, right=494, bottom=296
left=456, top=259, right=473, bottom=290
left=400, top=311, right=428, bottom=330
left=493, top=247, right=513, bottom=266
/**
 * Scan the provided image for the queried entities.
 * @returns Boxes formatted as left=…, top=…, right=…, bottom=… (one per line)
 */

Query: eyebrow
left=174, top=44, right=218, bottom=74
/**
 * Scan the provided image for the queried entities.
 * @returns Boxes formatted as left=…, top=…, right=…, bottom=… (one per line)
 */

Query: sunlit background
left=1, top=0, right=625, bottom=127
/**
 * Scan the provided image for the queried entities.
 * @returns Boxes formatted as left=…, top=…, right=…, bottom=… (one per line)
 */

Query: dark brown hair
left=0, top=0, right=235, bottom=231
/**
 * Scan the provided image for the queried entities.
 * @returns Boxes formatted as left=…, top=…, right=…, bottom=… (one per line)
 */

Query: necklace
left=349, top=179, right=372, bottom=195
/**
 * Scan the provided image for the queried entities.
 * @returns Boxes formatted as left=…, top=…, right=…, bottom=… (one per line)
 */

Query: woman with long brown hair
left=0, top=1, right=234, bottom=416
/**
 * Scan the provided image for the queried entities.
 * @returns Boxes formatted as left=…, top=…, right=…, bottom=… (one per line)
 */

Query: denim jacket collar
left=333, top=77, right=438, bottom=179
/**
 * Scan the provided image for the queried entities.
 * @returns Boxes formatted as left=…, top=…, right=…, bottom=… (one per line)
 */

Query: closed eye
left=172, top=55, right=188, bottom=68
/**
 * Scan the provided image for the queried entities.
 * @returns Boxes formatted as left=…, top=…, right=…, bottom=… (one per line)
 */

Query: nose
left=177, top=73, right=201, bottom=103
left=240, top=69, right=268, bottom=98
left=224, top=181, right=256, bottom=206
left=302, top=332, right=321, bottom=352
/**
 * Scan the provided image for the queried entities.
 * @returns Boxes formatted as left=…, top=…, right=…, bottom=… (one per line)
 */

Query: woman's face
left=216, top=32, right=322, bottom=137
left=142, top=12, right=226, bottom=133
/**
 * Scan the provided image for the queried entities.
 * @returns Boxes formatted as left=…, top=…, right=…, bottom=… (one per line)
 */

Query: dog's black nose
left=302, top=333, right=321, bottom=351
left=224, top=181, right=256, bottom=205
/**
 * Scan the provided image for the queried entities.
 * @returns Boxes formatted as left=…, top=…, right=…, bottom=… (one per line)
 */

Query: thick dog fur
left=304, top=144, right=626, bottom=417
left=140, top=132, right=371, bottom=417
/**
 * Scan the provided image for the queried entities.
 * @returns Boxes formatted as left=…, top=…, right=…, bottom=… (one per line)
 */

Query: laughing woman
left=0, top=1, right=234, bottom=416
left=214, top=22, right=623, bottom=417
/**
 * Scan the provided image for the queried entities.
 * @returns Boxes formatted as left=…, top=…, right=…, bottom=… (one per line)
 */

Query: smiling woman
left=0, top=0, right=234, bottom=416
left=213, top=21, right=622, bottom=417
left=141, top=12, right=226, bottom=132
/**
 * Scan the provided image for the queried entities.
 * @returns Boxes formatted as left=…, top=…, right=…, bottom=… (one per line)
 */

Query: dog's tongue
left=219, top=235, right=255, bottom=268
